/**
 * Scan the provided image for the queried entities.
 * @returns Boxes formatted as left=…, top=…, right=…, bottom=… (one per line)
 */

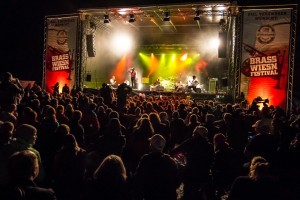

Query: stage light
left=129, top=13, right=135, bottom=23
left=194, top=10, right=201, bottom=21
left=104, top=14, right=110, bottom=23
left=163, top=11, right=170, bottom=21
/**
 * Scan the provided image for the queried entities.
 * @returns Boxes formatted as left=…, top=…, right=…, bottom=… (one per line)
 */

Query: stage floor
left=82, top=87, right=230, bottom=102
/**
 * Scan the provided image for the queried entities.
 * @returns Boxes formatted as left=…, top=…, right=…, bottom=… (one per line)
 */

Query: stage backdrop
left=240, top=8, right=292, bottom=110
left=44, top=16, right=78, bottom=94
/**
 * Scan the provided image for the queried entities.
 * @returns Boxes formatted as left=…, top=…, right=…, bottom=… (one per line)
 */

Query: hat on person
left=149, top=134, right=166, bottom=152
left=252, top=120, right=270, bottom=134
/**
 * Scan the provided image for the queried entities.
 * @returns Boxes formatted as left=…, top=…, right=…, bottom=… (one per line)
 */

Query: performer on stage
left=154, top=78, right=160, bottom=86
left=188, top=75, right=199, bottom=92
left=109, top=75, right=117, bottom=88
left=129, top=67, right=137, bottom=88
left=62, top=83, right=70, bottom=94
left=51, top=82, right=59, bottom=95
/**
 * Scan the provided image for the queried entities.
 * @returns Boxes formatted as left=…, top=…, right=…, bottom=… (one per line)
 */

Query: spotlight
left=104, top=14, right=110, bottom=23
left=129, top=13, right=135, bottom=23
left=163, top=11, right=170, bottom=21
left=194, top=10, right=200, bottom=21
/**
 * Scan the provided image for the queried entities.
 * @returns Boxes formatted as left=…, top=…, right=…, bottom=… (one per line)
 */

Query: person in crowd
left=0, top=103, right=18, bottom=125
left=149, top=112, right=170, bottom=151
left=116, top=82, right=132, bottom=110
left=62, top=83, right=70, bottom=95
left=186, top=114, right=201, bottom=139
left=99, top=83, right=114, bottom=107
left=0, top=72, right=24, bottom=110
left=170, top=126, right=214, bottom=200
left=0, top=124, right=45, bottom=186
left=56, top=105, right=69, bottom=125
left=169, top=111, right=188, bottom=149
left=134, top=134, right=181, bottom=200
left=244, top=119, right=278, bottom=169
left=86, top=118, right=126, bottom=178
left=51, top=82, right=59, bottom=96
left=82, top=154, right=132, bottom=200
left=227, top=156, right=280, bottom=200
left=53, top=134, right=86, bottom=200
left=0, top=121, right=14, bottom=148
left=211, top=133, right=237, bottom=199
left=125, top=118, right=154, bottom=174
left=36, top=106, right=59, bottom=185
left=0, top=150, right=57, bottom=200
left=68, top=110, right=85, bottom=148
left=80, top=102, right=100, bottom=146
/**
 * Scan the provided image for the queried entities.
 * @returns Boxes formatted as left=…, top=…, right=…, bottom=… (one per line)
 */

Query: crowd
left=0, top=71, right=300, bottom=200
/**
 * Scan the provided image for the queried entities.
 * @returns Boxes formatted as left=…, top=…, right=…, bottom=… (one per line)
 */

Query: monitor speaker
left=218, top=32, right=227, bottom=58
left=86, top=74, right=92, bottom=82
left=86, top=34, right=96, bottom=57
left=221, top=78, right=228, bottom=87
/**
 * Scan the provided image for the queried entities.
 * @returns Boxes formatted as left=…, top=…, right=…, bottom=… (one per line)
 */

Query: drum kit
left=175, top=80, right=203, bottom=93
left=148, top=76, right=204, bottom=93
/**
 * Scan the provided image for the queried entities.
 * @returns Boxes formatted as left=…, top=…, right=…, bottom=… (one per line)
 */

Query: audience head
left=8, top=150, right=39, bottom=180
left=193, top=126, right=208, bottom=139
left=149, top=134, right=166, bottom=152
left=94, top=154, right=127, bottom=183
left=2, top=72, right=13, bottom=82
left=55, top=124, right=70, bottom=136
left=0, top=121, right=14, bottom=142
left=13, top=124, right=37, bottom=145
left=213, top=133, right=228, bottom=150
left=62, top=134, right=80, bottom=152
left=72, top=110, right=82, bottom=121
left=252, top=120, right=271, bottom=134
left=249, top=156, right=270, bottom=181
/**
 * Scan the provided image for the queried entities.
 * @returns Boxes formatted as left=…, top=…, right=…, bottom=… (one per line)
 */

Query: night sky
left=0, top=0, right=299, bottom=104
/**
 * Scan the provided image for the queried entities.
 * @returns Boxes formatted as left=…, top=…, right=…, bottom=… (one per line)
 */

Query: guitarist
left=188, top=75, right=199, bottom=92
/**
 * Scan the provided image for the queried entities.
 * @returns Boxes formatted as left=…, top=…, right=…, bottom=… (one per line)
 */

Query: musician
left=129, top=68, right=137, bottom=88
left=154, top=78, right=160, bottom=86
left=110, top=75, right=117, bottom=88
left=188, top=75, right=199, bottom=92
left=51, top=82, right=59, bottom=95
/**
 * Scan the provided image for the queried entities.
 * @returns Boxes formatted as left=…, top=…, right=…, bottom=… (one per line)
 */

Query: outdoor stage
left=44, top=2, right=297, bottom=113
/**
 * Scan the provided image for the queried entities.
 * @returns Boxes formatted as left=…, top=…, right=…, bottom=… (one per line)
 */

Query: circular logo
left=57, top=30, right=68, bottom=45
left=256, top=25, right=275, bottom=44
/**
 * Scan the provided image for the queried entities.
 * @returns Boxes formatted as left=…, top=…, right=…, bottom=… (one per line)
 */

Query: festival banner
left=45, top=16, right=78, bottom=94
left=240, top=8, right=291, bottom=110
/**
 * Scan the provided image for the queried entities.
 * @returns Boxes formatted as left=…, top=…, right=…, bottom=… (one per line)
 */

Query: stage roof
left=78, top=2, right=232, bottom=48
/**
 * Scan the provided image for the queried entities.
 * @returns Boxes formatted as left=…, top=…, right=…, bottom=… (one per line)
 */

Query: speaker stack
left=218, top=32, right=227, bottom=58
left=86, top=34, right=96, bottom=57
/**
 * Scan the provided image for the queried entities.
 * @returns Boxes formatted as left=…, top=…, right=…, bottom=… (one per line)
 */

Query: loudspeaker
left=86, top=34, right=96, bottom=57
left=218, top=32, right=227, bottom=58
left=221, top=78, right=228, bottom=87
left=86, top=74, right=91, bottom=82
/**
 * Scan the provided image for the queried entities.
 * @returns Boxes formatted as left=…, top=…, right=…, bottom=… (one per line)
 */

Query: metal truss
left=42, top=17, right=48, bottom=89
left=233, top=11, right=242, bottom=103
left=78, top=17, right=89, bottom=89
left=287, top=7, right=297, bottom=115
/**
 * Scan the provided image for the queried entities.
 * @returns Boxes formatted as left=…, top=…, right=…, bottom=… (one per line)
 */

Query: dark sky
left=0, top=0, right=299, bottom=103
